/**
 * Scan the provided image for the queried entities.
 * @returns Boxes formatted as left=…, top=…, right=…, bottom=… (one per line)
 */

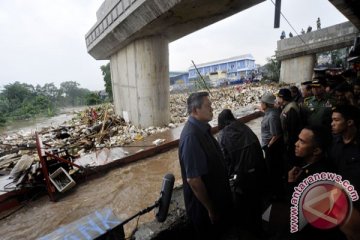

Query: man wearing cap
left=300, top=81, right=313, bottom=105
left=304, top=77, right=332, bottom=128
left=276, top=88, right=302, bottom=168
left=260, top=92, right=284, bottom=197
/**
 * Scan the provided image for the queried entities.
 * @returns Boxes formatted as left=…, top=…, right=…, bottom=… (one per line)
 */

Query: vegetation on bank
left=0, top=81, right=107, bottom=127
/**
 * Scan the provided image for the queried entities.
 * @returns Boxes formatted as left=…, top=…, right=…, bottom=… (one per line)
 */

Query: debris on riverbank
left=0, top=83, right=279, bottom=213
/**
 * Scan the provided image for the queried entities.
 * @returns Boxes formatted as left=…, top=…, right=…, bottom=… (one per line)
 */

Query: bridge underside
left=329, top=0, right=360, bottom=30
left=87, top=0, right=265, bottom=60
left=86, top=0, right=265, bottom=127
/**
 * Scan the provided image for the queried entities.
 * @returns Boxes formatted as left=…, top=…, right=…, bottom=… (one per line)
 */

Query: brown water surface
left=0, top=117, right=262, bottom=239
left=0, top=148, right=181, bottom=239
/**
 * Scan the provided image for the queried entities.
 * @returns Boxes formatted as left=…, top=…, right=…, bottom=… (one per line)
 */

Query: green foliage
left=85, top=92, right=102, bottom=106
left=101, top=62, right=112, bottom=101
left=60, top=81, right=80, bottom=106
left=0, top=95, right=10, bottom=116
left=2, top=81, right=35, bottom=109
left=0, top=117, right=6, bottom=127
left=263, top=56, right=281, bottom=82
left=0, top=80, right=100, bottom=125
left=317, top=48, right=347, bottom=68
left=0, top=61, right=109, bottom=127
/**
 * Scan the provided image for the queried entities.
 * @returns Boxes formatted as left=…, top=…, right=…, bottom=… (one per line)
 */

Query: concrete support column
left=110, top=35, right=169, bottom=128
left=279, top=55, right=316, bottom=84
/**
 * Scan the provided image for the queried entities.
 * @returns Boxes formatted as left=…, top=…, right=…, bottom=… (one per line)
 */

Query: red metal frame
left=35, top=132, right=81, bottom=202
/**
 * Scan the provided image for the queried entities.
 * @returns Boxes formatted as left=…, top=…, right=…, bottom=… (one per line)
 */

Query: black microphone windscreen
left=156, top=173, right=175, bottom=222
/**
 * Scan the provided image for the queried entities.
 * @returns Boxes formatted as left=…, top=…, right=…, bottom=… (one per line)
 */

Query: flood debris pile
left=0, top=130, right=39, bottom=194
left=0, top=83, right=279, bottom=205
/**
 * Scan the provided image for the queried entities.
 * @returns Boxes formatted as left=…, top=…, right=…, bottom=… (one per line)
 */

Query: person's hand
left=288, top=166, right=303, bottom=183
left=254, top=104, right=264, bottom=112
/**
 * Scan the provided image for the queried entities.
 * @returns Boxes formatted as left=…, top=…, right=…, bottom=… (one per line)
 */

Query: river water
left=0, top=108, right=262, bottom=239
left=0, top=106, right=86, bottom=135
left=0, top=148, right=182, bottom=239
left=0, top=109, right=181, bottom=239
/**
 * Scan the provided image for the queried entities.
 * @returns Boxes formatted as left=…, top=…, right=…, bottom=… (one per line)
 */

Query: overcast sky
left=0, top=0, right=348, bottom=91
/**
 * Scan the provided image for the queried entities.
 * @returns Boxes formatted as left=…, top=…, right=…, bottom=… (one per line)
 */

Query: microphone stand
left=120, top=200, right=159, bottom=226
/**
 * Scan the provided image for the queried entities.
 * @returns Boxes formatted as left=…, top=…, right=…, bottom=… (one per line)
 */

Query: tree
left=330, top=49, right=346, bottom=67
left=2, top=82, right=35, bottom=110
left=0, top=80, right=96, bottom=126
left=60, top=81, right=80, bottom=106
left=40, top=83, right=60, bottom=102
left=0, top=95, right=9, bottom=125
left=263, top=56, right=281, bottom=82
left=317, top=48, right=347, bottom=68
left=74, top=88, right=91, bottom=106
left=101, top=62, right=112, bottom=101
left=85, top=92, right=101, bottom=105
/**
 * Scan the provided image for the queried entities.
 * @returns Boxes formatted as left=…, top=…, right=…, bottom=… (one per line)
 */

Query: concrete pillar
left=279, top=55, right=316, bottom=84
left=110, top=35, right=169, bottom=128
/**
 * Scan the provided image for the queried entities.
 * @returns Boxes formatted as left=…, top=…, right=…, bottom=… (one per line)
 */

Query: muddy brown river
left=0, top=116, right=261, bottom=239
left=0, top=148, right=182, bottom=239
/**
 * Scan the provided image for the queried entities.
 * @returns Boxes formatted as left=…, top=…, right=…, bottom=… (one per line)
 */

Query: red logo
left=301, top=183, right=350, bottom=229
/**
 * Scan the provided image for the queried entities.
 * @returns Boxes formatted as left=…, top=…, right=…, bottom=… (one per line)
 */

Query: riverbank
left=0, top=115, right=263, bottom=239
left=0, top=83, right=276, bottom=239
left=0, top=106, right=88, bottom=135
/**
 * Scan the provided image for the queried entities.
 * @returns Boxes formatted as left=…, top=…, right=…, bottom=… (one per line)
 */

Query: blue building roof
left=189, top=54, right=255, bottom=70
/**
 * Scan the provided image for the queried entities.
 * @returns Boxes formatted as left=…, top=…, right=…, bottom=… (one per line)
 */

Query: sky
left=0, top=0, right=348, bottom=91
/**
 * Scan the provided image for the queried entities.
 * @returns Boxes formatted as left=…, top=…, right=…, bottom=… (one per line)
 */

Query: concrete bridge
left=276, top=21, right=359, bottom=84
left=85, top=0, right=265, bottom=127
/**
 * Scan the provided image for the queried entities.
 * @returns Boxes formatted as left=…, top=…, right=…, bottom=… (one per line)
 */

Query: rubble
left=0, top=83, right=280, bottom=203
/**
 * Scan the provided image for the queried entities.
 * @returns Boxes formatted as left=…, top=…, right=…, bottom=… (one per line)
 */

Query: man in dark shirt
left=329, top=105, right=360, bottom=240
left=287, top=126, right=346, bottom=240
left=260, top=92, right=284, bottom=198
left=217, top=109, right=267, bottom=237
left=276, top=88, right=303, bottom=169
left=330, top=105, right=360, bottom=196
left=178, top=92, right=233, bottom=239
left=288, top=126, right=332, bottom=184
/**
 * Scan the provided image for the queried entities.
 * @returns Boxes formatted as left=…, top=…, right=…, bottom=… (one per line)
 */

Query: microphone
left=156, top=173, right=175, bottom=222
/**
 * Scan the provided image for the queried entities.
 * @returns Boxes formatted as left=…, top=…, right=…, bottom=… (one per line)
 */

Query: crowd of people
left=281, top=18, right=321, bottom=39
left=178, top=74, right=360, bottom=239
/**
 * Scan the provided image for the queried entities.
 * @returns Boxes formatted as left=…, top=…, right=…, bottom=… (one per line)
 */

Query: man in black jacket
left=217, top=109, right=267, bottom=236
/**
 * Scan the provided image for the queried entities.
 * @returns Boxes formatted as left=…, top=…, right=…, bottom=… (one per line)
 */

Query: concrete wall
left=87, top=0, right=265, bottom=127
left=280, top=55, right=316, bottom=84
left=96, top=0, right=119, bottom=20
left=110, top=35, right=169, bottom=127
left=276, top=21, right=358, bottom=61
left=277, top=21, right=359, bottom=84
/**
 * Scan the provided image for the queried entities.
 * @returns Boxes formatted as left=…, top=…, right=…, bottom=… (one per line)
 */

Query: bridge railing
left=85, top=0, right=138, bottom=48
